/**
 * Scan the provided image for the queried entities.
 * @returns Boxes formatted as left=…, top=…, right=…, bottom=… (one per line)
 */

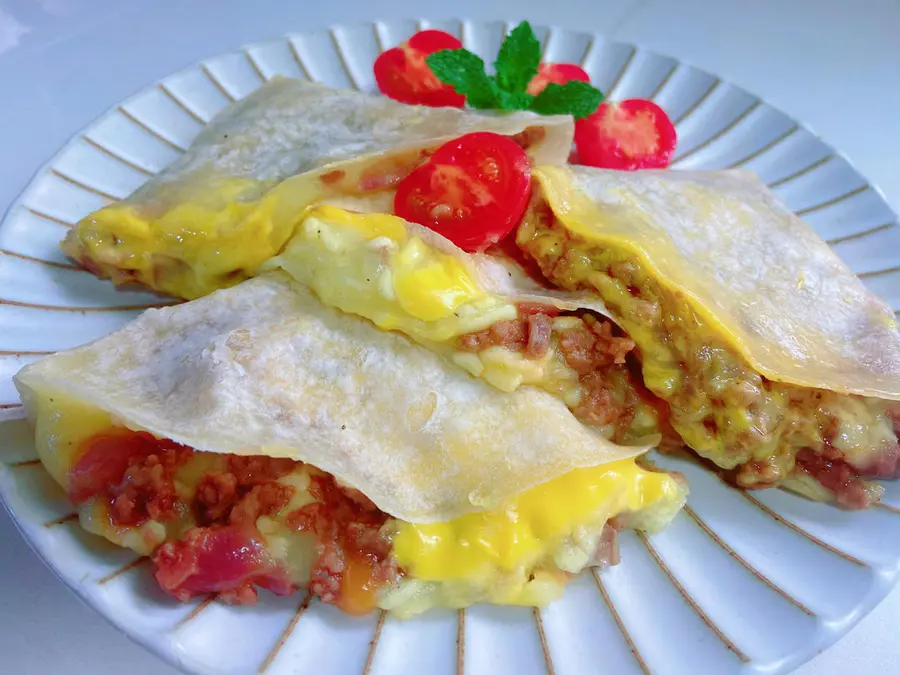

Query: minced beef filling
left=456, top=304, right=664, bottom=443
left=285, top=473, right=398, bottom=611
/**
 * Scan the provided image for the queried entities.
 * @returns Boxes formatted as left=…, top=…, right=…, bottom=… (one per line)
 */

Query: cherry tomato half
left=574, top=99, right=677, bottom=171
left=394, top=132, right=532, bottom=252
left=374, top=30, right=466, bottom=108
left=527, top=62, right=591, bottom=96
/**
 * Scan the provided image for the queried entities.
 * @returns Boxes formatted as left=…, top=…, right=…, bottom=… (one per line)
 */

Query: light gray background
left=0, top=0, right=898, bottom=673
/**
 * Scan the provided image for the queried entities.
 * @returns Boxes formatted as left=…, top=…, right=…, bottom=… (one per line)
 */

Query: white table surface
left=0, top=0, right=898, bottom=673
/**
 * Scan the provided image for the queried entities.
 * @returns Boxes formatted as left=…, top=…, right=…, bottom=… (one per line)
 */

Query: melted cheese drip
left=391, top=460, right=676, bottom=582
left=63, top=176, right=310, bottom=300
left=273, top=205, right=502, bottom=334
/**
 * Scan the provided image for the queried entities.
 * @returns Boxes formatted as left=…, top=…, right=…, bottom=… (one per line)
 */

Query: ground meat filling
left=69, top=430, right=398, bottom=608
left=285, top=473, right=399, bottom=615
left=457, top=318, right=528, bottom=353
left=456, top=305, right=653, bottom=440
left=557, top=318, right=635, bottom=375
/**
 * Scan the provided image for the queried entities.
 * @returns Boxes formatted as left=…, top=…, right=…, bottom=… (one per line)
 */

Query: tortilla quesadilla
left=61, top=77, right=573, bottom=300
left=515, top=165, right=900, bottom=508
left=14, top=273, right=685, bottom=616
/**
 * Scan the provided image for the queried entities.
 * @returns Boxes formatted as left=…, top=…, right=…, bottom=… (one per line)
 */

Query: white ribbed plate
left=1, top=18, right=900, bottom=675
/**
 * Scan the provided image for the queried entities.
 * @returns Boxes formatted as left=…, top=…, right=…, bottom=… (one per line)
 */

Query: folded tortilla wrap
left=62, top=77, right=573, bottom=300
left=515, top=165, right=900, bottom=507
left=14, top=273, right=683, bottom=614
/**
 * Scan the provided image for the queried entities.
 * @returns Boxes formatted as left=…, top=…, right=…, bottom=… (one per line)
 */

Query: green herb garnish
left=425, top=49, right=499, bottom=109
left=426, top=21, right=604, bottom=119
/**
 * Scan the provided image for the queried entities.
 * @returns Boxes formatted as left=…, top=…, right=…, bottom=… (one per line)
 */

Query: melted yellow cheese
left=391, top=459, right=677, bottom=582
left=62, top=176, right=310, bottom=300
left=29, top=391, right=116, bottom=488
left=269, top=206, right=516, bottom=338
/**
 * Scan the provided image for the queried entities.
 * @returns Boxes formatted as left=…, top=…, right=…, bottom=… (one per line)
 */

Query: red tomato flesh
left=527, top=63, right=591, bottom=96
left=374, top=30, right=465, bottom=107
left=394, top=132, right=532, bottom=252
left=153, top=526, right=294, bottom=603
left=68, top=430, right=175, bottom=503
left=574, top=99, right=677, bottom=170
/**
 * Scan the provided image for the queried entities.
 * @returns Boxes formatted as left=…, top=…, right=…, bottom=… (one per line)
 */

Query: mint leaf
left=494, top=21, right=541, bottom=94
left=427, top=49, right=499, bottom=109
left=496, top=88, right=534, bottom=111
left=529, top=81, right=604, bottom=119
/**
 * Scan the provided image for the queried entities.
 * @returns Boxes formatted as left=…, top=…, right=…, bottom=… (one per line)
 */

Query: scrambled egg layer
left=29, top=392, right=684, bottom=615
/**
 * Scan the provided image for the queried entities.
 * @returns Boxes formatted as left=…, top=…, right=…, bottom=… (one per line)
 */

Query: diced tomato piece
left=68, top=430, right=174, bottom=503
left=374, top=29, right=465, bottom=107
left=527, top=63, right=590, bottom=96
left=152, top=526, right=294, bottom=603
left=574, top=99, right=677, bottom=171
left=394, top=131, right=532, bottom=252
left=794, top=449, right=876, bottom=510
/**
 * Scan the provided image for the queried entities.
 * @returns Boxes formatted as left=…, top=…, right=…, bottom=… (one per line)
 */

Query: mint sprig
left=494, top=21, right=541, bottom=95
left=425, top=21, right=604, bottom=119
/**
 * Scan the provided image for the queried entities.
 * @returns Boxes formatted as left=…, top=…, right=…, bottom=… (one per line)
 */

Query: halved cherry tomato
left=374, top=30, right=465, bottom=107
left=574, top=99, right=677, bottom=170
left=527, top=63, right=591, bottom=96
left=394, top=132, right=532, bottom=252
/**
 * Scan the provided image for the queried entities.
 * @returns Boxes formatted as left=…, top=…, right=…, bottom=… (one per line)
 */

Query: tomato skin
left=574, top=99, right=677, bottom=170
left=394, top=132, right=532, bottom=252
left=527, top=63, right=591, bottom=96
left=374, top=30, right=465, bottom=107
